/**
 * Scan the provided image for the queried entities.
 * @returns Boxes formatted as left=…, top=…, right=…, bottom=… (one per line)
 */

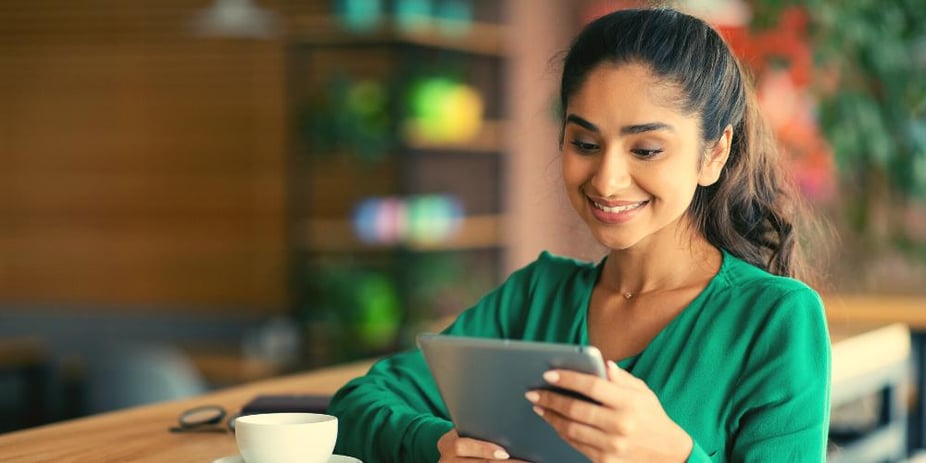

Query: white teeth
left=592, top=200, right=646, bottom=213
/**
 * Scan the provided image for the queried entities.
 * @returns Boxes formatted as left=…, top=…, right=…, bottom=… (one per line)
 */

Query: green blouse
left=328, top=250, right=831, bottom=462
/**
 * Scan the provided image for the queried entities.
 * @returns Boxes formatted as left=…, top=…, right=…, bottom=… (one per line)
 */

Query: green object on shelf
left=354, top=274, right=402, bottom=351
left=405, top=76, right=484, bottom=144
left=302, top=263, right=403, bottom=356
left=299, top=73, right=393, bottom=162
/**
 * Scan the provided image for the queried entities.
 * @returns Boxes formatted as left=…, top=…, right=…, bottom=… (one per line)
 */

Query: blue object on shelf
left=435, top=0, right=473, bottom=36
left=352, top=194, right=463, bottom=245
left=335, top=0, right=384, bottom=33
left=394, top=0, right=432, bottom=32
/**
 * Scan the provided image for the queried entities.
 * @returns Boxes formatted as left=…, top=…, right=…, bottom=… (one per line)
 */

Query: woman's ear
left=698, top=124, right=734, bottom=187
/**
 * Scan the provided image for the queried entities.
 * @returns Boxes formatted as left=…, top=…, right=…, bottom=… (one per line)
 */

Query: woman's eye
left=632, top=148, right=663, bottom=158
left=570, top=140, right=599, bottom=153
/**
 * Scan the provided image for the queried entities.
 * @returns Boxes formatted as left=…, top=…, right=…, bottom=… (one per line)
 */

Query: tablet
left=417, top=333, right=606, bottom=463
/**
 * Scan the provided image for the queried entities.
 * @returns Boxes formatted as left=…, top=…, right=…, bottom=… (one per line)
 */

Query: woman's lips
left=587, top=197, right=649, bottom=224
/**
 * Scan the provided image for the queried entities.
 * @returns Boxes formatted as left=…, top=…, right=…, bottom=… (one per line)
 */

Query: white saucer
left=212, top=455, right=361, bottom=463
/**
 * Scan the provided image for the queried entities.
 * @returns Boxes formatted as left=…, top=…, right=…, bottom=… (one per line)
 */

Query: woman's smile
left=587, top=196, right=650, bottom=224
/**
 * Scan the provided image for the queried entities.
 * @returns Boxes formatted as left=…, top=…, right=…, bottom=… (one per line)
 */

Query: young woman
left=329, top=7, right=830, bottom=462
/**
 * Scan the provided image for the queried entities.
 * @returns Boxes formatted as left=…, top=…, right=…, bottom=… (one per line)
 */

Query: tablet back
left=418, top=334, right=606, bottom=463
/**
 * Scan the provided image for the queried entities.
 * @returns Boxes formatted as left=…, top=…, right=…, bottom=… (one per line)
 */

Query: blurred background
left=0, top=0, right=923, bottom=452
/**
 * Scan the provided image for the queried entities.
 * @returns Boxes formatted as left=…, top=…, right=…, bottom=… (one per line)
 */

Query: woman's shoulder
left=536, top=250, right=599, bottom=269
left=714, top=250, right=823, bottom=315
left=500, top=251, right=600, bottom=295
left=704, top=251, right=828, bottom=347
left=514, top=250, right=599, bottom=279
left=719, top=250, right=818, bottom=294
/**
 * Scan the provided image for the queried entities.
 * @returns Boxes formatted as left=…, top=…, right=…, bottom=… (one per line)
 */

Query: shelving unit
left=288, top=14, right=505, bottom=57
left=301, top=214, right=503, bottom=252
left=285, top=1, right=508, bottom=366
left=404, top=119, right=506, bottom=153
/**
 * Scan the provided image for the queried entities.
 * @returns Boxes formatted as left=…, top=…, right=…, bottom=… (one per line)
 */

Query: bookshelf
left=285, top=2, right=508, bottom=365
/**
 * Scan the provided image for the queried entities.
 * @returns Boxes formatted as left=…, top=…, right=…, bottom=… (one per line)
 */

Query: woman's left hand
left=525, top=361, right=693, bottom=463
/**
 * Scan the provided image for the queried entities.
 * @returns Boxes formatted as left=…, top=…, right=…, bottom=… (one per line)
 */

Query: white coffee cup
left=234, top=413, right=338, bottom=463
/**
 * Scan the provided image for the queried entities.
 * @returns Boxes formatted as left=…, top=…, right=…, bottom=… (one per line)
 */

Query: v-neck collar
left=576, top=249, right=731, bottom=369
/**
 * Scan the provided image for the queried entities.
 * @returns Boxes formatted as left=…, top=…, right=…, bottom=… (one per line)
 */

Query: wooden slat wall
left=0, top=1, right=287, bottom=313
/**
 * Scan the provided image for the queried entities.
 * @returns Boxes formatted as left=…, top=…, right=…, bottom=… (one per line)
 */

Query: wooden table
left=825, top=294, right=926, bottom=453
left=0, top=360, right=375, bottom=462
left=0, top=320, right=912, bottom=463
left=829, top=323, right=911, bottom=463
left=825, top=295, right=926, bottom=329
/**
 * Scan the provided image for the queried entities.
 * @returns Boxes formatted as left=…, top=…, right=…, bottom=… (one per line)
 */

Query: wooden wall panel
left=0, top=1, right=288, bottom=313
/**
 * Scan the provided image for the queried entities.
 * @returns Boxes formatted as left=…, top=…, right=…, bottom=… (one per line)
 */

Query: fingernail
left=494, top=449, right=510, bottom=459
left=533, top=405, right=544, bottom=416
left=609, top=360, right=619, bottom=370
left=524, top=391, right=539, bottom=403
left=543, top=371, right=559, bottom=383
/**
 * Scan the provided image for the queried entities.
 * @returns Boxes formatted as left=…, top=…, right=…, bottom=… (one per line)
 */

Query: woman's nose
left=589, top=150, right=632, bottom=196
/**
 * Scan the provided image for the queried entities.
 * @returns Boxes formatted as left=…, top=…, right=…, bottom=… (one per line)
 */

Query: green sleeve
left=328, top=262, right=534, bottom=463
left=328, top=349, right=453, bottom=463
left=687, top=443, right=716, bottom=462
left=729, top=288, right=831, bottom=461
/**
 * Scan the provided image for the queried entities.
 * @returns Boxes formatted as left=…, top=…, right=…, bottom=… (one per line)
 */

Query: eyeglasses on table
left=169, top=404, right=238, bottom=434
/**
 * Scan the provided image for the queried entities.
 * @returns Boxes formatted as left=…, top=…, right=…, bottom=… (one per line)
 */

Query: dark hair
left=560, top=8, right=817, bottom=283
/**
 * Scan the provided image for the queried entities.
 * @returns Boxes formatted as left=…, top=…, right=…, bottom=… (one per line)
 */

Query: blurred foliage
left=294, top=260, right=403, bottom=363
left=745, top=0, right=926, bottom=277
left=754, top=0, right=926, bottom=221
left=298, top=72, right=394, bottom=163
left=813, top=1, right=925, bottom=203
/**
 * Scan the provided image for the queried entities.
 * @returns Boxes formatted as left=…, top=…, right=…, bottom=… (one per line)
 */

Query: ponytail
left=689, top=67, right=815, bottom=284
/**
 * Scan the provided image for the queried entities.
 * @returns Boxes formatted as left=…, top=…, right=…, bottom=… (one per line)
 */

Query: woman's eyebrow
left=565, top=114, right=600, bottom=133
left=565, top=114, right=674, bottom=135
left=620, top=122, right=674, bottom=134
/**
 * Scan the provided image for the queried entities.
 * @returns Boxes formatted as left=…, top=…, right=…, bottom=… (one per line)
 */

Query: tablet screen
left=418, top=334, right=606, bottom=463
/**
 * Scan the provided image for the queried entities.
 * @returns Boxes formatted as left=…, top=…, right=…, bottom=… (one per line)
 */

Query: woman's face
left=561, top=63, right=729, bottom=252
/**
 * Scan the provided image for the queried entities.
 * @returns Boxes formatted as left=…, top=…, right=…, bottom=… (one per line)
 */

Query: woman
left=329, top=7, right=830, bottom=462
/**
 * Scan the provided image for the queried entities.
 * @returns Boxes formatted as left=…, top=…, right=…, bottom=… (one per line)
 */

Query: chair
left=83, top=342, right=208, bottom=414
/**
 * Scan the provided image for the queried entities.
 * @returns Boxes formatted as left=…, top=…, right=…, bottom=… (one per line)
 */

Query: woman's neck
left=600, top=233, right=722, bottom=299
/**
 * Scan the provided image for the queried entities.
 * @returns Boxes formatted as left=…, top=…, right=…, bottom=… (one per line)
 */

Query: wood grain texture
left=824, top=295, right=926, bottom=329
left=0, top=1, right=288, bottom=312
left=0, top=359, right=374, bottom=462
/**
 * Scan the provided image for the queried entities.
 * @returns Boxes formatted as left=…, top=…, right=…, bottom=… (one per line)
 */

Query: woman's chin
left=588, top=229, right=641, bottom=251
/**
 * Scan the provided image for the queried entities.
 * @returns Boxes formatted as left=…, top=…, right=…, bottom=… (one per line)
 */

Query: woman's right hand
left=437, top=429, right=531, bottom=462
